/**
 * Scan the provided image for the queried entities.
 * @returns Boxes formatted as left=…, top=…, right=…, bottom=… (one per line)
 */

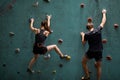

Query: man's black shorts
left=85, top=50, right=103, bottom=61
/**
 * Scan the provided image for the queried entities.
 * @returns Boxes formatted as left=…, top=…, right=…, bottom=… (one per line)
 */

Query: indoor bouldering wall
left=0, top=0, right=120, bottom=80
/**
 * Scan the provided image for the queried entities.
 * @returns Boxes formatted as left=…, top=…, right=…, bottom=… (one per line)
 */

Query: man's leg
left=95, top=61, right=102, bottom=80
left=82, top=55, right=90, bottom=79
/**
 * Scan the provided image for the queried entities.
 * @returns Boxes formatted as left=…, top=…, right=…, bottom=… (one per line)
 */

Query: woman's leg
left=46, top=44, right=64, bottom=57
left=28, top=54, right=39, bottom=70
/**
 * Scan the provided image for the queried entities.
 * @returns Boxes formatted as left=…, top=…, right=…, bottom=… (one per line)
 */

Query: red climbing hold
left=106, top=55, right=112, bottom=60
left=114, top=24, right=119, bottom=29
left=80, top=3, right=85, bottom=8
left=58, top=39, right=63, bottom=44
left=87, top=17, right=92, bottom=23
left=102, top=39, right=107, bottom=44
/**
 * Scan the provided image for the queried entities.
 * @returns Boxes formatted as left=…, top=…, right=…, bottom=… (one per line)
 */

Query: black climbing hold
left=3, top=64, right=6, bottom=67
left=43, top=0, right=51, bottom=3
left=15, top=48, right=20, bottom=53
left=17, top=72, right=20, bottom=74
left=59, top=63, right=63, bottom=68
left=9, top=32, right=15, bottom=37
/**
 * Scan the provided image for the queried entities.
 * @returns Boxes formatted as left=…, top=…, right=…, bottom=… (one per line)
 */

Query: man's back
left=85, top=26, right=103, bottom=51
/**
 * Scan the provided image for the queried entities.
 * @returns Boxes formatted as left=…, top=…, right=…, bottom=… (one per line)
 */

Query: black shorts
left=85, top=50, right=102, bottom=61
left=33, top=44, right=47, bottom=55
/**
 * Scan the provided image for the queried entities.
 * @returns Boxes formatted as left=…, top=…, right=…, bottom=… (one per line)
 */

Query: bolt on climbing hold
left=80, top=3, right=85, bottom=8
left=15, top=48, right=20, bottom=53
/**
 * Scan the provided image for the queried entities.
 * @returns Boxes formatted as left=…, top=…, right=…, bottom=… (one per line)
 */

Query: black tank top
left=35, top=29, right=47, bottom=45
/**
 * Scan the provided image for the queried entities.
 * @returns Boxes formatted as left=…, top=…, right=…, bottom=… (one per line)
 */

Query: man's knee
left=96, top=61, right=101, bottom=68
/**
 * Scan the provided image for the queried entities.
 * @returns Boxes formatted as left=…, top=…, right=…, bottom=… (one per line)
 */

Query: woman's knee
left=52, top=44, right=57, bottom=48
left=34, top=54, right=39, bottom=60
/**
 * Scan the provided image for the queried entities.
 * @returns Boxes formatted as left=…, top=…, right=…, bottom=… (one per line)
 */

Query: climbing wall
left=0, top=0, right=120, bottom=80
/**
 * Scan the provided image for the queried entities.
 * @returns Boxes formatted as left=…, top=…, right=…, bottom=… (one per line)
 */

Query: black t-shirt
left=84, top=26, right=103, bottom=51
left=35, top=29, right=47, bottom=45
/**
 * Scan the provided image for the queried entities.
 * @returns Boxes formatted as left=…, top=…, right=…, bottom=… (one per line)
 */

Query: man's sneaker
left=27, top=68, right=35, bottom=73
left=81, top=75, right=90, bottom=80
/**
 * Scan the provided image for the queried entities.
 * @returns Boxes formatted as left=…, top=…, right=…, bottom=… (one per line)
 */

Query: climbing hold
left=89, top=71, right=92, bottom=74
left=58, top=39, right=63, bottom=44
left=80, top=3, right=85, bottom=8
left=94, top=62, right=97, bottom=68
left=50, top=30, right=53, bottom=33
left=27, top=68, right=35, bottom=73
left=15, top=48, right=20, bottom=53
left=43, top=0, right=51, bottom=3
left=87, top=17, right=92, bottom=23
left=44, top=54, right=51, bottom=60
left=102, top=39, right=107, bottom=44
left=114, top=24, right=119, bottom=29
left=17, top=72, right=20, bottom=74
left=2, top=64, right=6, bottom=67
left=106, top=55, right=112, bottom=60
left=33, top=1, right=39, bottom=7
left=59, top=63, right=63, bottom=68
left=9, top=32, right=15, bottom=37
left=37, top=70, right=41, bottom=73
left=52, top=70, right=56, bottom=74
left=8, top=3, right=13, bottom=9
left=66, top=56, right=71, bottom=60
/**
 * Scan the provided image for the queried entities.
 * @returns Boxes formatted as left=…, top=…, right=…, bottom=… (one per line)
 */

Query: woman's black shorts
left=33, top=44, right=47, bottom=55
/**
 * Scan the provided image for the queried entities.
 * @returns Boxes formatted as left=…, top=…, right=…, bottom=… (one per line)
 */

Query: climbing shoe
left=81, top=75, right=90, bottom=80
left=27, top=68, right=35, bottom=73
left=60, top=55, right=71, bottom=60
